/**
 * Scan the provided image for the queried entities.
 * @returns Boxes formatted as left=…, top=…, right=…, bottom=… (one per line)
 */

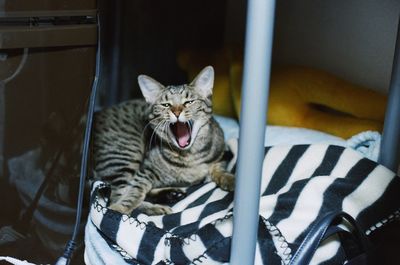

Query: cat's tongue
left=175, top=122, right=191, bottom=147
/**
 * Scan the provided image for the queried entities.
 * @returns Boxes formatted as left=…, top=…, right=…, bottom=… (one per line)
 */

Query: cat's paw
left=142, top=204, right=173, bottom=216
left=213, top=172, right=235, bottom=191
left=108, top=203, right=133, bottom=215
left=164, top=189, right=186, bottom=203
left=147, top=188, right=186, bottom=204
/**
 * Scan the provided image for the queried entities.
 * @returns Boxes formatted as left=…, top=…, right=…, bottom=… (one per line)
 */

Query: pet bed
left=84, top=141, right=400, bottom=265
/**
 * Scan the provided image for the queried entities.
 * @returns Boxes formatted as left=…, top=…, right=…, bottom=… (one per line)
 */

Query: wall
left=226, top=0, right=400, bottom=93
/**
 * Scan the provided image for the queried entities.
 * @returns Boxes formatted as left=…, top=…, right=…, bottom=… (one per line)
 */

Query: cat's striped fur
left=92, top=66, right=234, bottom=215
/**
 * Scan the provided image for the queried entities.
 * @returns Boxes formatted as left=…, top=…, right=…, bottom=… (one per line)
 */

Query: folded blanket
left=214, top=115, right=381, bottom=161
left=85, top=142, right=399, bottom=265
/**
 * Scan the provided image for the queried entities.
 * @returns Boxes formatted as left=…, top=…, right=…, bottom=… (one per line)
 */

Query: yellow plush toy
left=178, top=49, right=387, bottom=139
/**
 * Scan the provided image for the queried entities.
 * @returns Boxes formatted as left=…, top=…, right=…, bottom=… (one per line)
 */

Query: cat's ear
left=190, top=66, right=214, bottom=98
left=138, top=75, right=164, bottom=104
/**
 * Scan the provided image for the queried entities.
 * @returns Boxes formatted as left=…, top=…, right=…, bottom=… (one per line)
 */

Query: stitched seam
left=112, top=244, right=134, bottom=260
left=91, top=184, right=236, bottom=264
left=111, top=244, right=147, bottom=265
left=112, top=238, right=175, bottom=265
left=365, top=208, right=400, bottom=235
left=262, top=217, right=292, bottom=264
left=93, top=197, right=171, bottom=236
left=91, top=184, right=244, bottom=264
left=92, top=184, right=234, bottom=245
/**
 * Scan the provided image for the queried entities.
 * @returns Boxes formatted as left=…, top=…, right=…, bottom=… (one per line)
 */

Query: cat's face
left=138, top=66, right=214, bottom=150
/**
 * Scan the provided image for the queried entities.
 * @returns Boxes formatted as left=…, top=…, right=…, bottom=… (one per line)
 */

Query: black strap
left=289, top=211, right=373, bottom=265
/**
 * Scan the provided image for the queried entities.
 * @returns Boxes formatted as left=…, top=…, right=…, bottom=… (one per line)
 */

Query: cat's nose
left=173, top=109, right=181, bottom=117
left=171, top=106, right=183, bottom=117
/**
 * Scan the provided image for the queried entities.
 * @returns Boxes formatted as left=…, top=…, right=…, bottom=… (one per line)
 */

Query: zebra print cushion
left=84, top=143, right=400, bottom=265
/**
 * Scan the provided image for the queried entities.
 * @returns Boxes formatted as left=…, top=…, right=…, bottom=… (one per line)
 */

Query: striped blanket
left=84, top=143, right=400, bottom=265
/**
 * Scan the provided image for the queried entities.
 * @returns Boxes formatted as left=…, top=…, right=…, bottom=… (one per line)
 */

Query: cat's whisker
left=158, top=120, right=167, bottom=151
left=149, top=128, right=158, bottom=150
left=149, top=119, right=164, bottom=150
left=141, top=117, right=163, bottom=138
left=163, top=121, right=174, bottom=152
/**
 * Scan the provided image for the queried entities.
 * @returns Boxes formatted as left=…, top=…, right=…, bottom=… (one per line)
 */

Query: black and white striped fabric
left=84, top=143, right=400, bottom=265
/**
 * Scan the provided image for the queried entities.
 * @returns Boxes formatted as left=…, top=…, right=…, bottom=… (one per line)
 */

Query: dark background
left=97, top=0, right=231, bottom=106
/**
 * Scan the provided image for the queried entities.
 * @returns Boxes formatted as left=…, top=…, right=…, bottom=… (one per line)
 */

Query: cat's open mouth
left=170, top=120, right=193, bottom=148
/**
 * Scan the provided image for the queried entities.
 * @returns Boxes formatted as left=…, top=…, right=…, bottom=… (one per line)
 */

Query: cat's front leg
left=137, top=201, right=173, bottom=215
left=210, top=162, right=235, bottom=191
left=108, top=181, right=148, bottom=215
left=108, top=169, right=173, bottom=216
left=108, top=170, right=153, bottom=215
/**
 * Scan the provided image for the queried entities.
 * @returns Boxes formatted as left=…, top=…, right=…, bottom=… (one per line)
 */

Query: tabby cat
left=92, top=66, right=234, bottom=215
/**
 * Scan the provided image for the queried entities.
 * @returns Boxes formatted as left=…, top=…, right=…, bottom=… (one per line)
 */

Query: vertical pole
left=229, top=0, right=276, bottom=264
left=379, top=17, right=400, bottom=172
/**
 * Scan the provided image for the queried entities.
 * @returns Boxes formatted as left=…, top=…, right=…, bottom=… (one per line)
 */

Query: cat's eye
left=161, top=103, right=171, bottom=107
left=184, top=100, right=194, bottom=106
